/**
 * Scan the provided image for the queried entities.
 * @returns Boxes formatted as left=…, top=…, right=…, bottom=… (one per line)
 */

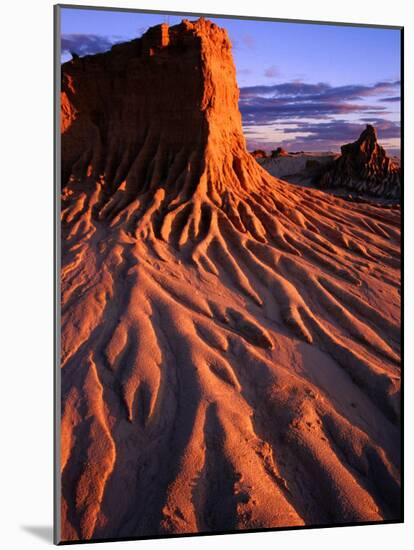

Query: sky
left=60, top=7, right=401, bottom=155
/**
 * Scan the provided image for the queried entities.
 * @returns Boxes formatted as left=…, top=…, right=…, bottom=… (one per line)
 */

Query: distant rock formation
left=250, top=149, right=267, bottom=159
left=318, top=125, right=400, bottom=198
left=271, top=147, right=288, bottom=158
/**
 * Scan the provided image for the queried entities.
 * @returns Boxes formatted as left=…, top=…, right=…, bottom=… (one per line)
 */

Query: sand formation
left=60, top=19, right=401, bottom=542
left=318, top=125, right=401, bottom=198
left=256, top=152, right=338, bottom=185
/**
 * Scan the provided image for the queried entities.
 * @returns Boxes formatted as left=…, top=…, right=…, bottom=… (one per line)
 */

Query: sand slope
left=257, top=152, right=337, bottom=185
left=59, top=18, right=401, bottom=542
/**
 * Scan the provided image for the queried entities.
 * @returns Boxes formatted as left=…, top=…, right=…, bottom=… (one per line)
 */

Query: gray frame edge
left=54, top=4, right=62, bottom=546
left=56, top=3, right=403, bottom=30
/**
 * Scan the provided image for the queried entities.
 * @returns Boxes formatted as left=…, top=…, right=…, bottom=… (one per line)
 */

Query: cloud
left=283, top=119, right=400, bottom=141
left=237, top=68, right=252, bottom=76
left=240, top=98, right=386, bottom=125
left=359, top=118, right=401, bottom=134
left=239, top=79, right=400, bottom=152
left=239, top=80, right=400, bottom=125
left=243, top=119, right=400, bottom=153
left=61, top=33, right=124, bottom=57
left=241, top=34, right=255, bottom=49
left=240, top=80, right=399, bottom=101
left=380, top=96, right=401, bottom=102
left=264, top=65, right=279, bottom=78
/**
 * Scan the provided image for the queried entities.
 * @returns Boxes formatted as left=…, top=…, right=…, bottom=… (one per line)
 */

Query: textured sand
left=258, top=152, right=338, bottom=184
left=59, top=18, right=401, bottom=542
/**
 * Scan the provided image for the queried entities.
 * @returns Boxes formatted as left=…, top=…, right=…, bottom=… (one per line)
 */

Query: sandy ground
left=258, top=151, right=401, bottom=198
left=60, top=173, right=401, bottom=540
left=257, top=153, right=337, bottom=184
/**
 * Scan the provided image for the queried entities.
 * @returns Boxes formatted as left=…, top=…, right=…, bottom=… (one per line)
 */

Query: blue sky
left=60, top=7, right=401, bottom=154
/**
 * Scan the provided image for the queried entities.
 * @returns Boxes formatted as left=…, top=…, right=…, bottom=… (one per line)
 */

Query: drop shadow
left=21, top=525, right=53, bottom=543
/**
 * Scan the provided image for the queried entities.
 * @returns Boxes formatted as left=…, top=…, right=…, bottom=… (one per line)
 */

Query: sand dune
left=59, top=18, right=401, bottom=542
left=257, top=152, right=338, bottom=185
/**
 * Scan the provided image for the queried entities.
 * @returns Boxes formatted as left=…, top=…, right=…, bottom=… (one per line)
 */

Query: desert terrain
left=255, top=126, right=400, bottom=200
left=59, top=18, right=401, bottom=542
